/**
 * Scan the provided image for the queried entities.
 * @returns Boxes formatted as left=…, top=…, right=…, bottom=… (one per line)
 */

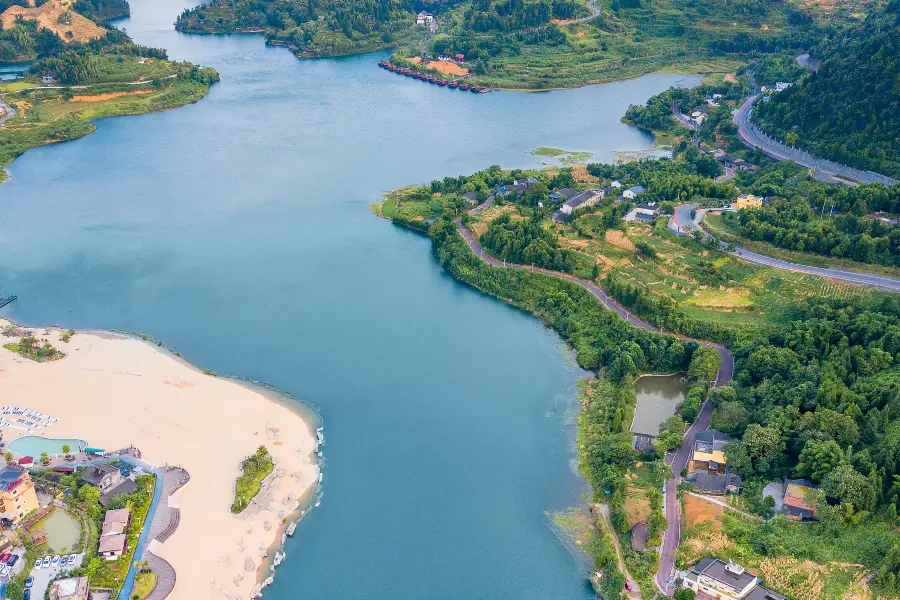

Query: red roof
left=17, top=456, right=33, bottom=465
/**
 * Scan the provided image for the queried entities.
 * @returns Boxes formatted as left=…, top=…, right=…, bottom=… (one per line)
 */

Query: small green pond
left=32, top=509, right=82, bottom=554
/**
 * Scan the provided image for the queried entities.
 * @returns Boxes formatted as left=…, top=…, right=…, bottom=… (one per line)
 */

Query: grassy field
left=0, top=62, right=213, bottom=180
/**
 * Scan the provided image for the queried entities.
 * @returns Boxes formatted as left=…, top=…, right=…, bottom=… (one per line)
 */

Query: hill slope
left=752, top=1, right=900, bottom=178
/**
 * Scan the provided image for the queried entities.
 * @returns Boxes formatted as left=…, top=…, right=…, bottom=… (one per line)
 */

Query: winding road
left=458, top=205, right=732, bottom=594
left=670, top=203, right=900, bottom=292
left=733, top=96, right=898, bottom=186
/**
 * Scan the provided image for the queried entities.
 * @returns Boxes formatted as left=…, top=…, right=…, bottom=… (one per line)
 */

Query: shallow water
left=0, top=3, right=699, bottom=597
left=33, top=509, right=81, bottom=554
left=631, top=374, right=688, bottom=436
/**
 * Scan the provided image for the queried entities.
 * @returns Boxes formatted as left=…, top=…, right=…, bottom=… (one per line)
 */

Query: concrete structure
left=633, top=202, right=660, bottom=221
left=683, top=559, right=786, bottom=600
left=0, top=465, right=38, bottom=523
left=49, top=576, right=89, bottom=600
left=416, top=11, right=433, bottom=25
left=733, top=194, right=763, bottom=210
left=81, top=463, right=123, bottom=495
left=630, top=522, right=648, bottom=552
left=560, top=189, right=603, bottom=216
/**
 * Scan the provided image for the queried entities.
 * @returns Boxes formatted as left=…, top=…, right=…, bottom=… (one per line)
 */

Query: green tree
left=675, top=589, right=696, bottom=600
left=62, top=443, right=71, bottom=457
left=40, top=451, right=49, bottom=465
left=796, top=439, right=844, bottom=483
left=3, top=451, right=12, bottom=464
left=709, top=402, right=749, bottom=437
left=785, top=131, right=798, bottom=147
left=822, top=464, right=876, bottom=513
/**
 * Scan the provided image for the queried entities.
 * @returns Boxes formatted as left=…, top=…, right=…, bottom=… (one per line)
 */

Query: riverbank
left=0, top=319, right=319, bottom=600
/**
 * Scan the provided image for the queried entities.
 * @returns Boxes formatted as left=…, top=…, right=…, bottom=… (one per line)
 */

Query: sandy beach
left=0, top=320, right=320, bottom=600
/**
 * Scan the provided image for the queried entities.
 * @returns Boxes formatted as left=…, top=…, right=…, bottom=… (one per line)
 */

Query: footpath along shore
left=0, top=319, right=321, bottom=600
left=453, top=206, right=734, bottom=595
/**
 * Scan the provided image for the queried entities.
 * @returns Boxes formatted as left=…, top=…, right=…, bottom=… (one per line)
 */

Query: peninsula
left=0, top=320, right=320, bottom=600
left=0, top=0, right=219, bottom=183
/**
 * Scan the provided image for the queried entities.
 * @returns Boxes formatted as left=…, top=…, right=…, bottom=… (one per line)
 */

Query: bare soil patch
left=70, top=89, right=154, bottom=102
left=426, top=60, right=469, bottom=76
left=683, top=494, right=723, bottom=528
left=605, top=230, right=635, bottom=250
left=571, top=163, right=599, bottom=183
left=1, top=0, right=105, bottom=42
left=624, top=487, right=651, bottom=526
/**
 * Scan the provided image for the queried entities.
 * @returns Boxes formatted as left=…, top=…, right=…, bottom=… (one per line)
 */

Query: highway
left=670, top=203, right=900, bottom=292
left=733, top=95, right=898, bottom=186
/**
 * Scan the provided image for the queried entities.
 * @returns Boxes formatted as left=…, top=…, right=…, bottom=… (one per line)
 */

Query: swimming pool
left=8, top=436, right=87, bottom=457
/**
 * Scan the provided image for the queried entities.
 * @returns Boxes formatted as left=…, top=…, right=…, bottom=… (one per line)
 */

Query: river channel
left=0, top=3, right=699, bottom=597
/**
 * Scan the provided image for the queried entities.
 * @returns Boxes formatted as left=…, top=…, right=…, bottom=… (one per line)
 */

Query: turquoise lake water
left=0, top=1, right=698, bottom=597
left=8, top=436, right=87, bottom=456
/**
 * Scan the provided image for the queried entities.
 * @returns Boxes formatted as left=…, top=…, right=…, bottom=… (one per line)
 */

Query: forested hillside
left=753, top=1, right=900, bottom=178
left=72, top=0, right=130, bottom=23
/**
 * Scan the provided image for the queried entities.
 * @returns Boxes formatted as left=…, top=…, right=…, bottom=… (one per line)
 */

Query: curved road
left=733, top=96, right=898, bottom=186
left=670, top=203, right=900, bottom=293
left=456, top=210, right=733, bottom=594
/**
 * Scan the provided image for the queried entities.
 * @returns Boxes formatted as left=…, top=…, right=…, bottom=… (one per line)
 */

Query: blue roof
left=0, top=466, right=25, bottom=491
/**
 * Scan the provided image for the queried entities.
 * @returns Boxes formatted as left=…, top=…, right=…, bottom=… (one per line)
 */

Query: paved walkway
left=140, top=467, right=190, bottom=600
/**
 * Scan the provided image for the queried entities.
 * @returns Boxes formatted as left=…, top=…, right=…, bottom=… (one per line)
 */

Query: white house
left=610, top=180, right=623, bottom=189
left=416, top=11, right=434, bottom=25
left=623, top=185, right=646, bottom=200
left=775, top=82, right=792, bottom=92
left=683, top=559, right=786, bottom=600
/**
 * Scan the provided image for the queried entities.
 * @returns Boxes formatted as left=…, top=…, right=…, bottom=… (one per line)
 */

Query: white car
left=33, top=558, right=41, bottom=569
left=51, top=555, right=60, bottom=567
left=0, top=565, right=10, bottom=576
left=67, top=554, right=77, bottom=566
left=41, top=556, right=50, bottom=568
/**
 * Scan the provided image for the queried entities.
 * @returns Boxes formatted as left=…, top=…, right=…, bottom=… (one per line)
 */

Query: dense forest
left=480, top=213, right=574, bottom=272
left=72, top=0, right=130, bottom=22
left=736, top=197, right=900, bottom=267
left=753, top=1, right=900, bottom=178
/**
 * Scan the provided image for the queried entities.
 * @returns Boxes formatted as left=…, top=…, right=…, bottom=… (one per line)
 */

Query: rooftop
left=627, top=185, right=647, bottom=194
left=0, top=465, right=26, bottom=492
left=81, top=463, right=119, bottom=485
left=98, top=532, right=126, bottom=554
left=693, top=558, right=757, bottom=590
left=694, top=429, right=732, bottom=452
left=686, top=471, right=742, bottom=493
left=563, top=189, right=602, bottom=209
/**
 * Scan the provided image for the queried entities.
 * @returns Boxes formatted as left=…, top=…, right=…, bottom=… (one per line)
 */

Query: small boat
left=448, top=81, right=458, bottom=89
left=459, top=83, right=470, bottom=91
left=286, top=521, right=297, bottom=536
left=318, top=472, right=323, bottom=483
left=470, top=86, right=481, bottom=93
left=438, top=79, right=448, bottom=86
left=273, top=551, right=285, bottom=567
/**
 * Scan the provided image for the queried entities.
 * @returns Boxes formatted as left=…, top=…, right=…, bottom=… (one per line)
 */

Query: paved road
left=733, top=95, right=898, bottom=186
left=0, top=97, right=14, bottom=125
left=672, top=104, right=699, bottom=130
left=670, top=203, right=900, bottom=292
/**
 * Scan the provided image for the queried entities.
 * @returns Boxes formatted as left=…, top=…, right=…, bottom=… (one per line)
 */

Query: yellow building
left=733, top=194, right=763, bottom=210
left=689, top=430, right=732, bottom=474
left=0, top=466, right=39, bottom=524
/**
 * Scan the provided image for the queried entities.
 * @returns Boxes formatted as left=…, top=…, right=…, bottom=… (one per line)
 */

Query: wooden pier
left=0, top=295, right=16, bottom=310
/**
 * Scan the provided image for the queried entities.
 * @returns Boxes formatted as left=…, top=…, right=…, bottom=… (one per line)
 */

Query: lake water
left=0, top=2, right=698, bottom=597
left=33, top=509, right=82, bottom=554
left=631, top=374, right=688, bottom=436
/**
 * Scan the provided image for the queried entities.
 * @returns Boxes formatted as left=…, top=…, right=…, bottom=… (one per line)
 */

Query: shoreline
left=0, top=318, right=321, bottom=599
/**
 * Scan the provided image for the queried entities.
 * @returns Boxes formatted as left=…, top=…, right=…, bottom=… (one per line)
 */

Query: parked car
left=24, top=589, right=31, bottom=600
left=0, top=553, right=9, bottom=563
left=41, top=556, right=50, bottom=568
left=625, top=580, right=633, bottom=591
left=8, top=554, right=18, bottom=566
left=0, top=565, right=10, bottom=576
left=33, top=558, right=41, bottom=569
left=67, top=554, right=77, bottom=566
left=25, top=576, right=33, bottom=588
left=50, top=555, right=60, bottom=567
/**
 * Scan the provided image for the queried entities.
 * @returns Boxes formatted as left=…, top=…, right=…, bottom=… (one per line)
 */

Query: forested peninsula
left=0, top=0, right=218, bottom=182
left=374, top=146, right=900, bottom=599
left=172, top=0, right=850, bottom=89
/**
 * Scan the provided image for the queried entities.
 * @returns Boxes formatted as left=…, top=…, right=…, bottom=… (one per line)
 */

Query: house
left=610, top=180, right=623, bottom=189
left=689, top=430, right=732, bottom=474
left=461, top=191, right=478, bottom=205
left=783, top=479, right=818, bottom=520
left=633, top=202, right=660, bottom=222
left=717, top=155, right=758, bottom=173
left=98, top=507, right=130, bottom=560
left=683, top=559, right=786, bottom=600
left=49, top=576, right=89, bottom=600
left=631, top=522, right=649, bottom=552
left=549, top=188, right=579, bottom=203
left=686, top=471, right=742, bottom=495
left=560, top=189, right=603, bottom=216
left=415, top=11, right=434, bottom=25
left=454, top=53, right=465, bottom=62
left=623, top=185, right=646, bottom=200
left=775, top=82, right=792, bottom=92
left=81, top=463, right=123, bottom=494
left=690, top=110, right=709, bottom=125
left=732, top=194, right=763, bottom=210
left=0, top=465, right=39, bottom=524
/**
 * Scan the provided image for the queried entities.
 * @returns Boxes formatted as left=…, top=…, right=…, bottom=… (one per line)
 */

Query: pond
left=8, top=437, right=86, bottom=457
left=630, top=374, right=688, bottom=436
left=32, top=509, right=82, bottom=554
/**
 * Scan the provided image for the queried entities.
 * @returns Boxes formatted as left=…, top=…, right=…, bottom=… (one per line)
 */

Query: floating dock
left=377, top=61, right=490, bottom=93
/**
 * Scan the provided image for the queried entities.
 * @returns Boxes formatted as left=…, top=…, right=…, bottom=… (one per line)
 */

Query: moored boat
left=448, top=81, right=459, bottom=89
left=438, top=79, right=448, bottom=86
left=470, top=85, right=481, bottom=93
left=459, top=83, right=470, bottom=91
